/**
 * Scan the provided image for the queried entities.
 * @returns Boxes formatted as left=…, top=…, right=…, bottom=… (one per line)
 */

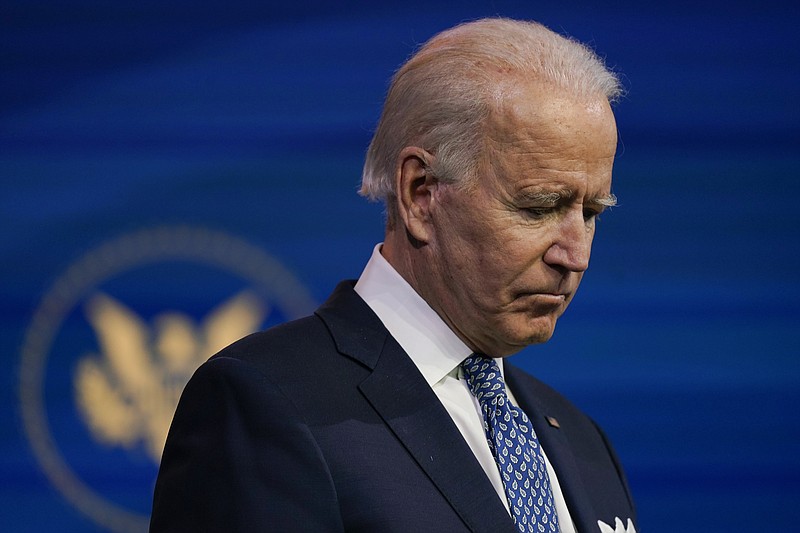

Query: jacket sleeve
left=150, top=356, right=343, bottom=532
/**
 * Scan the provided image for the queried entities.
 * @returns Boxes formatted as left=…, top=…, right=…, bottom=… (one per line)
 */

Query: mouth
left=515, top=291, right=569, bottom=308
left=538, top=293, right=567, bottom=303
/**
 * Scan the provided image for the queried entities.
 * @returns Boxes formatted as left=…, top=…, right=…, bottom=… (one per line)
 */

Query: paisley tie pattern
left=462, top=355, right=560, bottom=533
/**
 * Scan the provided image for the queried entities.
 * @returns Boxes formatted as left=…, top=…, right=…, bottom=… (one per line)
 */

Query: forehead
left=486, top=81, right=617, bottom=156
left=481, top=83, right=618, bottom=193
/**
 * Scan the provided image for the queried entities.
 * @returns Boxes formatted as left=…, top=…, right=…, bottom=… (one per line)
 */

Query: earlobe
left=395, top=146, right=437, bottom=243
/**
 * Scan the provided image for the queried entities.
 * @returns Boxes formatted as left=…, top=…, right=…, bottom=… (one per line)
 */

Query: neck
left=380, top=227, right=420, bottom=292
left=382, top=228, right=475, bottom=354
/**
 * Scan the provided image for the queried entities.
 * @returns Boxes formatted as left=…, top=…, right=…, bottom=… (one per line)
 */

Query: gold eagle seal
left=19, top=226, right=316, bottom=532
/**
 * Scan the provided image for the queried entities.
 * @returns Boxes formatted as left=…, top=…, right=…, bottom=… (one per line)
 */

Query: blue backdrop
left=3, top=1, right=799, bottom=531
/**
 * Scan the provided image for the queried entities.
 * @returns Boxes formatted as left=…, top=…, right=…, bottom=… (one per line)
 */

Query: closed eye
left=583, top=207, right=603, bottom=221
left=524, top=207, right=554, bottom=218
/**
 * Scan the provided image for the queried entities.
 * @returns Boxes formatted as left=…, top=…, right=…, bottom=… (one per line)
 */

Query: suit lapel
left=505, top=365, right=597, bottom=532
left=360, top=338, right=515, bottom=533
left=317, top=282, right=515, bottom=533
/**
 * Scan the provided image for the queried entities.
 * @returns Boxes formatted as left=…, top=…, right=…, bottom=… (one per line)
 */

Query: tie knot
left=461, top=355, right=507, bottom=405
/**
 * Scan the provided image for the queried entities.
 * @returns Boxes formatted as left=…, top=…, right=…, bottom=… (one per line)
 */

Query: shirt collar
left=354, top=244, right=505, bottom=386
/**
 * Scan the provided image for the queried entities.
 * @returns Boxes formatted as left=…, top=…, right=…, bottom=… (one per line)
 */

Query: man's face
left=421, top=84, right=618, bottom=357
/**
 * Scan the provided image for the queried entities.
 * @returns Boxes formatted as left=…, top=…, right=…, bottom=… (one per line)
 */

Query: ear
left=394, top=146, right=437, bottom=243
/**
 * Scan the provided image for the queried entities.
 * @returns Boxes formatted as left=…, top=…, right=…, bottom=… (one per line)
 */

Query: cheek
left=463, top=250, right=522, bottom=304
left=500, top=231, right=551, bottom=269
left=435, top=212, right=495, bottom=268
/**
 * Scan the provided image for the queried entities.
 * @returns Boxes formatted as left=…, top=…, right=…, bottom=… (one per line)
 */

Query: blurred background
left=2, top=1, right=799, bottom=531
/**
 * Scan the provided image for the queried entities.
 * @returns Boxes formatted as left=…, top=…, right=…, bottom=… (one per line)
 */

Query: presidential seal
left=19, top=226, right=316, bottom=532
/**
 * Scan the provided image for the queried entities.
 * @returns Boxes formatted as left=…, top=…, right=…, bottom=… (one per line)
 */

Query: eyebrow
left=520, top=191, right=567, bottom=204
left=588, top=193, right=618, bottom=208
left=518, top=190, right=618, bottom=208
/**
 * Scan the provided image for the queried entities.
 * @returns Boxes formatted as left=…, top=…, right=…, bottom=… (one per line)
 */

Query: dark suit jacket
left=151, top=281, right=636, bottom=532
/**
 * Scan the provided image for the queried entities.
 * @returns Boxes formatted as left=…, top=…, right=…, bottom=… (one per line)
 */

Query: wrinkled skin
left=384, top=81, right=618, bottom=357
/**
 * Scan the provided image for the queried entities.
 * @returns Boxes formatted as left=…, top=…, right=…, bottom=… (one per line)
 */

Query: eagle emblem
left=74, top=290, right=265, bottom=462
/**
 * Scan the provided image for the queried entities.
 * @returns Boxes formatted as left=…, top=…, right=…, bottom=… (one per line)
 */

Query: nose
left=542, top=208, right=593, bottom=273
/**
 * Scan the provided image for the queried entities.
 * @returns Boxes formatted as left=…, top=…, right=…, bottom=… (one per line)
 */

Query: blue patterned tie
left=462, top=355, right=560, bottom=533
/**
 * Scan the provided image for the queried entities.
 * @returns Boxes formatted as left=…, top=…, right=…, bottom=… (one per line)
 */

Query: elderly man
left=151, top=18, right=637, bottom=533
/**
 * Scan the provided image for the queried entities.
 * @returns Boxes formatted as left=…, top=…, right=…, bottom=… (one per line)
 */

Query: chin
left=491, top=327, right=556, bottom=356
left=482, top=314, right=559, bottom=355
left=523, top=330, right=556, bottom=346
left=513, top=321, right=559, bottom=348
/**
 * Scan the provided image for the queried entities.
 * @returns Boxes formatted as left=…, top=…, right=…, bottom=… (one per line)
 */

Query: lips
left=517, top=287, right=571, bottom=299
left=533, top=293, right=567, bottom=304
left=514, top=291, right=568, bottom=308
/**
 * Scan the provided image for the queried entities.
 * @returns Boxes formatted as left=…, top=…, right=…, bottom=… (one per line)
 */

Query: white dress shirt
left=354, top=244, right=576, bottom=532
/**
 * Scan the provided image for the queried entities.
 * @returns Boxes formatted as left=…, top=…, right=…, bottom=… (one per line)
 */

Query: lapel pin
left=545, top=416, right=560, bottom=429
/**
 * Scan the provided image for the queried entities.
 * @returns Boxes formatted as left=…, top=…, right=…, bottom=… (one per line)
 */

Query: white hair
left=360, top=18, right=622, bottom=225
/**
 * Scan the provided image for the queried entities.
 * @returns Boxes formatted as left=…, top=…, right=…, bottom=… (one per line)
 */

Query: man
left=151, top=18, right=637, bottom=533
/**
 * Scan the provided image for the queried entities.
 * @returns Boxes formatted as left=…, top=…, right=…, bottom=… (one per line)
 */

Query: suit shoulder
left=209, top=315, right=334, bottom=371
